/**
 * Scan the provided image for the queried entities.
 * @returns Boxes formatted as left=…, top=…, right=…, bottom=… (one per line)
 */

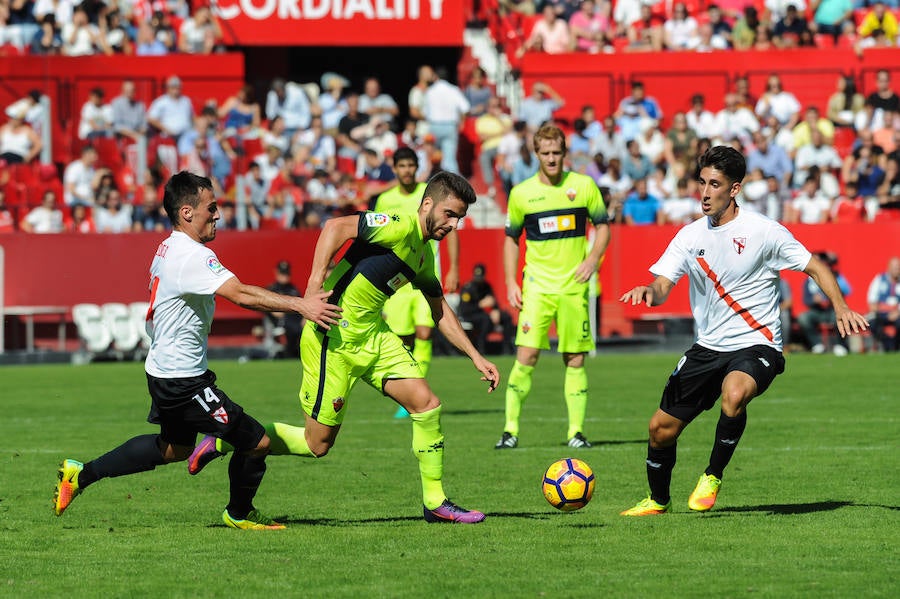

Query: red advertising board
left=213, top=0, right=464, bottom=46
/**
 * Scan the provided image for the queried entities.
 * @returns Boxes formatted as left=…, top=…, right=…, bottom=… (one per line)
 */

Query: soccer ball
left=542, top=458, right=595, bottom=511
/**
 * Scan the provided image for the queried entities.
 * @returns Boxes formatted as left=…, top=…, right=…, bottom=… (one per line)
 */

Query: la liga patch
left=207, top=257, right=226, bottom=274
left=365, top=213, right=390, bottom=227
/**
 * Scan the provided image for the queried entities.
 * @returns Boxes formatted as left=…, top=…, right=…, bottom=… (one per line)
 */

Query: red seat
left=832, top=127, right=857, bottom=158
left=94, top=137, right=124, bottom=170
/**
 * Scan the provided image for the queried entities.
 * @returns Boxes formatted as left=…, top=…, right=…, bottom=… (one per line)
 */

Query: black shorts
left=659, top=344, right=785, bottom=423
left=146, top=369, right=265, bottom=450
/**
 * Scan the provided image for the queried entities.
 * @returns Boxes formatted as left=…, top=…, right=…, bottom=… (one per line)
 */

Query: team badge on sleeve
left=207, top=257, right=226, bottom=274
left=366, top=213, right=390, bottom=227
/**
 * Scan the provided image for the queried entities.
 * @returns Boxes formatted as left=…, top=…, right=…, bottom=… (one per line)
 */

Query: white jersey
left=145, top=231, right=235, bottom=378
left=650, top=208, right=811, bottom=352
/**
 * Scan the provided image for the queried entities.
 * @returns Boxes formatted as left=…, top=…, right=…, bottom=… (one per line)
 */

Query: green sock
left=214, top=423, right=315, bottom=457
left=564, top=366, right=589, bottom=439
left=264, top=422, right=316, bottom=457
left=413, top=338, right=432, bottom=376
left=409, top=405, right=446, bottom=510
left=504, top=361, right=534, bottom=436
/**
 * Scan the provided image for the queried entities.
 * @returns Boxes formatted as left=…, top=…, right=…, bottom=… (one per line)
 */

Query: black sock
left=225, top=452, right=267, bottom=520
left=706, top=411, right=748, bottom=479
left=646, top=443, right=676, bottom=505
left=80, top=434, right=166, bottom=488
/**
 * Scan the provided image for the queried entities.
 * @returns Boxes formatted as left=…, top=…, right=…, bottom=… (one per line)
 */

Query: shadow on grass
left=557, top=439, right=646, bottom=447
left=717, top=500, right=854, bottom=515
left=443, top=408, right=505, bottom=416
left=242, top=511, right=558, bottom=527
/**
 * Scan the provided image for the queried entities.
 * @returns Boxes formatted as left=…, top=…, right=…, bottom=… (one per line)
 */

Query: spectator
left=475, top=97, right=513, bottom=198
left=497, top=120, right=530, bottom=195
left=622, top=138, right=653, bottom=181
left=792, top=105, right=835, bottom=151
left=20, top=190, right=64, bottom=233
left=687, top=21, right=725, bottom=50
left=464, top=67, right=493, bottom=117
left=664, top=2, right=699, bottom=50
left=517, top=81, right=564, bottom=132
left=422, top=67, right=470, bottom=174
left=295, top=115, right=337, bottom=173
left=178, top=4, right=221, bottom=54
left=569, top=0, right=613, bottom=53
left=794, top=129, right=843, bottom=190
left=360, top=117, right=399, bottom=170
left=830, top=180, right=868, bottom=222
left=32, top=0, right=75, bottom=27
left=626, top=4, right=664, bottom=52
left=135, top=19, right=167, bottom=56
left=132, top=185, right=169, bottom=232
left=408, top=64, right=435, bottom=138
left=615, top=80, right=662, bottom=142
left=753, top=23, right=777, bottom=50
left=266, top=78, right=314, bottom=138
left=63, top=145, right=102, bottom=206
left=303, top=168, right=340, bottom=228
left=218, top=84, right=261, bottom=140
left=613, top=0, right=644, bottom=33
left=595, top=157, right=632, bottom=220
left=317, top=72, right=349, bottom=134
left=511, top=142, right=539, bottom=186
left=0, top=190, right=14, bottom=233
left=77, top=87, right=114, bottom=141
left=811, top=0, right=855, bottom=41
left=685, top=94, right=716, bottom=139
left=147, top=75, right=194, bottom=143
left=659, top=176, right=702, bottom=224
left=177, top=106, right=234, bottom=193
left=843, top=143, right=885, bottom=200
left=635, top=118, right=665, bottom=166
left=457, top=263, right=515, bottom=355
left=872, top=109, right=899, bottom=153
left=64, top=203, right=95, bottom=232
left=359, top=76, right=399, bottom=129
left=746, top=131, right=794, bottom=190
left=663, top=111, right=698, bottom=168
left=740, top=169, right=784, bottom=219
left=591, top=114, right=627, bottom=164
left=110, top=80, right=147, bottom=144
left=544, top=0, right=582, bottom=20
left=568, top=118, right=593, bottom=173
left=360, top=147, right=395, bottom=183
left=93, top=188, right=132, bottom=233
left=30, top=14, right=62, bottom=54
left=622, top=177, right=662, bottom=225
left=875, top=154, right=900, bottom=218
left=756, top=74, right=802, bottom=129
left=826, top=75, right=865, bottom=128
left=100, top=9, right=131, bottom=55
left=773, top=4, right=811, bottom=48
left=0, top=106, right=41, bottom=164
left=149, top=10, right=178, bottom=52
left=858, top=0, right=898, bottom=41
left=705, top=4, right=733, bottom=48
left=732, top=5, right=762, bottom=49
left=61, top=5, right=100, bottom=56
left=519, top=4, right=572, bottom=56
left=798, top=252, right=851, bottom=354
left=867, top=256, right=900, bottom=351
left=767, top=0, right=808, bottom=21
left=786, top=175, right=832, bottom=223
left=336, top=92, right=369, bottom=166
left=263, top=260, right=304, bottom=358
left=261, top=115, right=290, bottom=155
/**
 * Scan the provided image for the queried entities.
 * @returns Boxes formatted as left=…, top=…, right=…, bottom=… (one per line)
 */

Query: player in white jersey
left=618, top=146, right=869, bottom=516
left=53, top=171, right=341, bottom=530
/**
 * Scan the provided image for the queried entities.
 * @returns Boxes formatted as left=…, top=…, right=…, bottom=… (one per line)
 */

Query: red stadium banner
left=212, top=0, right=464, bottom=46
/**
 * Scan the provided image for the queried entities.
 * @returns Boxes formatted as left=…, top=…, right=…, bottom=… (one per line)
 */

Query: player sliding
left=619, top=146, right=869, bottom=516
left=189, top=171, right=500, bottom=523
left=53, top=172, right=342, bottom=529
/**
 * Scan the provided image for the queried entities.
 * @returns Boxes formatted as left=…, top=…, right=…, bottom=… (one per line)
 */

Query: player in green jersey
left=495, top=124, right=611, bottom=450
left=189, top=171, right=499, bottom=523
left=373, top=147, right=460, bottom=418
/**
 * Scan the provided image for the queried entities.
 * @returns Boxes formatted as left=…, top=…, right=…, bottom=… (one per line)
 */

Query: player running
left=189, top=171, right=499, bottom=523
left=619, top=146, right=868, bottom=516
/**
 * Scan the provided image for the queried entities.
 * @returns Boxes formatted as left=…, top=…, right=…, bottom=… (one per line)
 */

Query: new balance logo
left=697, top=249, right=705, bottom=256
left=758, top=357, right=770, bottom=367
left=646, top=459, right=662, bottom=469
left=719, top=438, right=738, bottom=446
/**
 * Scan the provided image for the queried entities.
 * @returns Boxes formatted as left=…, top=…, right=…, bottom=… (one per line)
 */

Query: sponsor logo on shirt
left=733, top=237, right=747, bottom=254
left=538, top=214, right=576, bottom=233
left=207, top=257, right=226, bottom=274
left=366, top=213, right=390, bottom=227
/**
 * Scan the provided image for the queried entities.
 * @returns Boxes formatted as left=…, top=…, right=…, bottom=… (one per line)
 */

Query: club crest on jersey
left=522, top=321, right=531, bottom=334
left=733, top=237, right=747, bottom=254
left=211, top=406, right=229, bottom=424
left=207, top=257, right=226, bottom=274
left=332, top=397, right=344, bottom=412
left=366, top=213, right=390, bottom=227
left=566, top=187, right=577, bottom=201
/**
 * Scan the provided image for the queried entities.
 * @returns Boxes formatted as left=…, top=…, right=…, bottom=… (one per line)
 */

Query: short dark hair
left=393, top=146, right=418, bottom=166
left=163, top=171, right=213, bottom=225
left=696, top=145, right=746, bottom=184
left=423, top=171, right=477, bottom=207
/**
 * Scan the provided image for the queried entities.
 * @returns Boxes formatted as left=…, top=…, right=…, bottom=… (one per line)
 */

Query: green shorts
left=515, top=289, right=593, bottom=353
left=382, top=284, right=434, bottom=336
left=299, top=321, right=423, bottom=426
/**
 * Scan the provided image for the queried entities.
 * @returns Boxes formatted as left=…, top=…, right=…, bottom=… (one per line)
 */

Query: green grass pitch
left=0, top=353, right=897, bottom=597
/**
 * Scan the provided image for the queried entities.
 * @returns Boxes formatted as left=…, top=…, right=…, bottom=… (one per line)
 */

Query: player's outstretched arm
left=306, top=214, right=360, bottom=294
left=804, top=256, right=870, bottom=338
left=216, top=278, right=342, bottom=329
left=503, top=235, right=523, bottom=309
left=429, top=295, right=500, bottom=392
left=619, top=275, right=675, bottom=307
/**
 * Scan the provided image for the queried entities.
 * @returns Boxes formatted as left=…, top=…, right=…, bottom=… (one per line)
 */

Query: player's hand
left=507, top=284, right=523, bottom=310
left=834, top=306, right=869, bottom=338
left=620, top=286, right=654, bottom=307
left=297, top=290, right=342, bottom=329
left=474, top=358, right=500, bottom=393
left=573, top=258, right=598, bottom=284
left=444, top=269, right=459, bottom=294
